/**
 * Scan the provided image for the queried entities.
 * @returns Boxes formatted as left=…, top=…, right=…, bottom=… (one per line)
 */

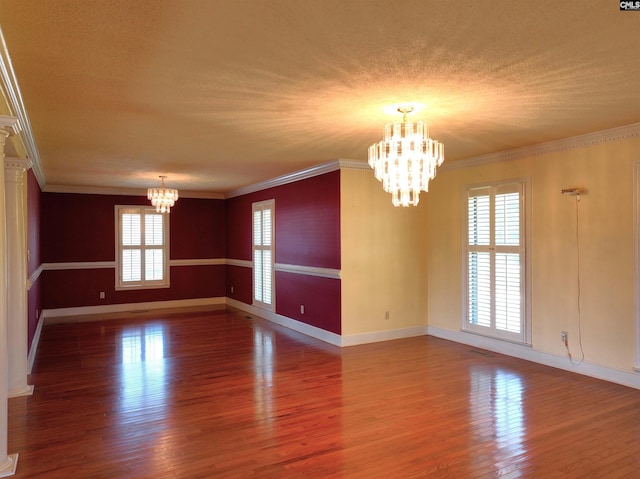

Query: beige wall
left=340, top=168, right=428, bottom=337
left=427, top=136, right=640, bottom=371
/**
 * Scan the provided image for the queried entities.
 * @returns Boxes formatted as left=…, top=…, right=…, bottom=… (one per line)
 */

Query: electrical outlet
left=300, top=305, right=305, bottom=314
left=561, top=331, right=568, bottom=343
left=231, top=286, right=234, bottom=293
left=385, top=311, right=390, bottom=320
left=99, top=291, right=105, bottom=299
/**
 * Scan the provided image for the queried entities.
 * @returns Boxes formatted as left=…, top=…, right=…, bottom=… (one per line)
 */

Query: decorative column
left=5, top=158, right=32, bottom=398
left=0, top=116, right=21, bottom=476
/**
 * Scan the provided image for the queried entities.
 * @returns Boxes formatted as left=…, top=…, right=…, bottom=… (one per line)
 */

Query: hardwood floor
left=9, top=309, right=640, bottom=478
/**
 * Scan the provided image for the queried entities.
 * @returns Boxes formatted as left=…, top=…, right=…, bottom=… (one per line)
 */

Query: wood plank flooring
left=9, top=309, right=640, bottom=478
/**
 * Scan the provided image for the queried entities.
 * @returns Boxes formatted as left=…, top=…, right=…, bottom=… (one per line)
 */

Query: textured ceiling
left=0, top=0, right=639, bottom=196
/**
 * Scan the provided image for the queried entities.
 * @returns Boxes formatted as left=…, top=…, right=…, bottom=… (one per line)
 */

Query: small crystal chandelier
left=368, top=105, right=444, bottom=207
left=147, top=176, right=179, bottom=213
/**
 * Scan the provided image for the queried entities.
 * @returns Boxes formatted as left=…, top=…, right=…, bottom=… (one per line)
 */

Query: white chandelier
left=368, top=106, right=444, bottom=207
left=147, top=175, right=179, bottom=213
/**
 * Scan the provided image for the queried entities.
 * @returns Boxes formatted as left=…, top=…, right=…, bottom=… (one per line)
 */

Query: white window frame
left=463, top=179, right=530, bottom=345
left=252, top=199, right=275, bottom=311
left=115, top=205, right=170, bottom=290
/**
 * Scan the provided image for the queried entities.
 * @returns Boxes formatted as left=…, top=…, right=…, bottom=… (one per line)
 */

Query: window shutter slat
left=466, top=183, right=525, bottom=342
left=468, top=195, right=490, bottom=246
left=252, top=200, right=274, bottom=310
left=468, top=251, right=491, bottom=327
left=116, top=206, right=168, bottom=289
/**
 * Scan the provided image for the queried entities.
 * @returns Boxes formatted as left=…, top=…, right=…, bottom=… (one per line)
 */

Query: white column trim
left=0, top=123, right=17, bottom=475
left=5, top=159, right=33, bottom=397
left=0, top=26, right=45, bottom=189
left=634, top=161, right=640, bottom=372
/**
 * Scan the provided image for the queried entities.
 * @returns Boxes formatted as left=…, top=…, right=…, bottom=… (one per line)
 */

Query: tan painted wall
left=427, top=136, right=640, bottom=371
left=340, top=168, right=428, bottom=336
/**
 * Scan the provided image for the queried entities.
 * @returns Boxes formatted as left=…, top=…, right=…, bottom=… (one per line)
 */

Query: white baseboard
left=341, top=326, right=428, bottom=347
left=36, top=298, right=640, bottom=390
left=28, top=311, right=45, bottom=374
left=42, top=297, right=226, bottom=322
left=225, top=298, right=342, bottom=346
left=427, top=326, right=640, bottom=390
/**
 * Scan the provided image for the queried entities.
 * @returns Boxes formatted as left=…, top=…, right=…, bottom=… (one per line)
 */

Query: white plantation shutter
left=465, top=183, right=526, bottom=343
left=253, top=200, right=274, bottom=310
left=116, top=206, right=169, bottom=289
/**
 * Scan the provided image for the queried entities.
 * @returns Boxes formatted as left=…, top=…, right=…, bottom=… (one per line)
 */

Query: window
left=464, top=181, right=528, bottom=343
left=253, top=200, right=274, bottom=310
left=115, top=206, right=169, bottom=290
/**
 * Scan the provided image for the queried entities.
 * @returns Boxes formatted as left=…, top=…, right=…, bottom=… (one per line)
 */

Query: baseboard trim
left=42, top=297, right=226, bottom=322
left=28, top=311, right=45, bottom=374
left=427, top=326, right=640, bottom=390
left=225, top=298, right=342, bottom=346
left=341, top=326, right=428, bottom=347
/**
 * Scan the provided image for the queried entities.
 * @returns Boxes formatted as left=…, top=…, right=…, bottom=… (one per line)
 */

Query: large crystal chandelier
left=147, top=176, right=179, bottom=213
left=368, top=106, right=444, bottom=207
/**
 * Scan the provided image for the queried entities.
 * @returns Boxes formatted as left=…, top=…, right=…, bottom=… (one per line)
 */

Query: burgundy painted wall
left=41, top=193, right=226, bottom=309
left=27, top=169, right=41, bottom=351
left=226, top=171, right=341, bottom=333
left=170, top=198, right=226, bottom=259
left=226, top=264, right=253, bottom=305
left=40, top=171, right=341, bottom=335
left=41, top=265, right=226, bottom=308
left=226, top=171, right=341, bottom=268
left=275, top=272, right=341, bottom=334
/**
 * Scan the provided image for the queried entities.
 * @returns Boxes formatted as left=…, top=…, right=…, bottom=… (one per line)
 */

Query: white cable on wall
left=562, top=188, right=585, bottom=365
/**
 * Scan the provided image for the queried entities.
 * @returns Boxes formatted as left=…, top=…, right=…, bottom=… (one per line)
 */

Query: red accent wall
left=170, top=198, right=226, bottom=259
left=226, top=264, right=253, bottom=304
left=39, top=171, right=341, bottom=335
left=226, top=171, right=340, bottom=267
left=27, top=170, right=41, bottom=351
left=226, top=171, right=341, bottom=333
left=42, top=265, right=226, bottom=308
left=275, top=272, right=341, bottom=334
left=40, top=193, right=226, bottom=309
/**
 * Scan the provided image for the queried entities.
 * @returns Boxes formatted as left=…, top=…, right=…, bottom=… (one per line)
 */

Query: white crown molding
left=442, top=122, right=640, bottom=171
left=274, top=263, right=341, bottom=279
left=0, top=28, right=45, bottom=188
left=225, top=159, right=367, bottom=199
left=43, top=183, right=225, bottom=199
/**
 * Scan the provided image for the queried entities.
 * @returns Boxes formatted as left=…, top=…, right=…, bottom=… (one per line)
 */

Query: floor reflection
left=121, top=323, right=165, bottom=364
left=117, top=323, right=169, bottom=431
left=253, top=327, right=275, bottom=424
left=470, top=366, right=526, bottom=472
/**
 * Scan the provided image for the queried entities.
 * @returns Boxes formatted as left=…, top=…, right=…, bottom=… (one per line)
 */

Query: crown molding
left=442, top=122, right=640, bottom=172
left=225, top=159, right=368, bottom=199
left=42, top=183, right=225, bottom=199
left=0, top=27, right=46, bottom=188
